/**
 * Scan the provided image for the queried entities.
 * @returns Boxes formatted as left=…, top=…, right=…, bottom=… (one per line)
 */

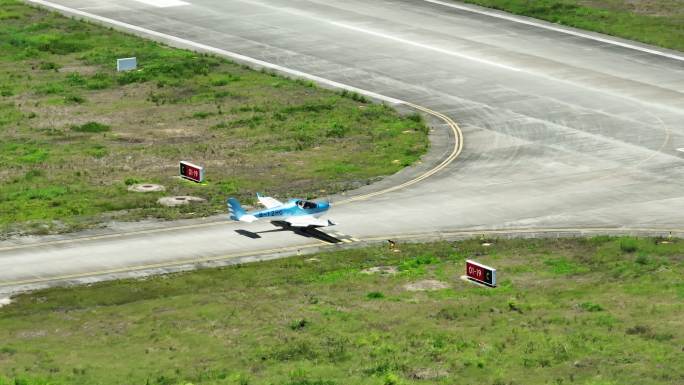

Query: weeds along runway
left=2, top=0, right=684, bottom=293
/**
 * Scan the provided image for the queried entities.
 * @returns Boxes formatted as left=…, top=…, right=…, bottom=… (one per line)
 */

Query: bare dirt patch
left=59, top=64, right=99, bottom=76
left=408, top=368, right=449, bottom=380
left=16, top=329, right=47, bottom=339
left=404, top=279, right=450, bottom=291
left=157, top=196, right=206, bottom=207
left=128, top=184, right=165, bottom=193
left=361, top=266, right=399, bottom=275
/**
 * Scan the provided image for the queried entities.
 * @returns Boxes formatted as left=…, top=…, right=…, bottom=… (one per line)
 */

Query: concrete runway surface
left=1, top=0, right=683, bottom=294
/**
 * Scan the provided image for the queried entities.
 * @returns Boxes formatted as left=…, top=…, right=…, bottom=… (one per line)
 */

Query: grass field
left=0, top=0, right=428, bottom=237
left=457, top=0, right=684, bottom=52
left=1, top=236, right=682, bottom=385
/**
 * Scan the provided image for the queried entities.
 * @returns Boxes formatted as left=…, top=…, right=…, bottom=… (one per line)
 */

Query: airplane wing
left=257, top=193, right=283, bottom=209
left=286, top=216, right=334, bottom=228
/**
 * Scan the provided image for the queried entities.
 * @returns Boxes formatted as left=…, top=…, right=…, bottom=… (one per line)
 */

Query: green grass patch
left=620, top=237, right=639, bottom=253
left=35, top=82, right=65, bottom=95
left=70, top=121, right=110, bottom=133
left=86, top=144, right=108, bottom=158
left=85, top=73, right=113, bottom=90
left=63, top=94, right=85, bottom=104
left=0, top=141, right=50, bottom=165
left=0, top=1, right=428, bottom=235
left=544, top=257, right=588, bottom=275
left=0, top=237, right=682, bottom=384
left=38, top=61, right=60, bottom=71
left=579, top=301, right=604, bottom=312
left=0, top=103, right=22, bottom=128
left=458, top=0, right=684, bottom=52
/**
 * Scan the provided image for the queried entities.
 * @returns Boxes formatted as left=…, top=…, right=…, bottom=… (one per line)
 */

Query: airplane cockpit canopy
left=296, top=200, right=318, bottom=209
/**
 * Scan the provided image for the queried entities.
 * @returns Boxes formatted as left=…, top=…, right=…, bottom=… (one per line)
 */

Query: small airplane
left=227, top=193, right=334, bottom=228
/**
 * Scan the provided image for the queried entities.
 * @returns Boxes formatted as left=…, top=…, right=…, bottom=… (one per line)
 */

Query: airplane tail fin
left=227, top=198, right=246, bottom=221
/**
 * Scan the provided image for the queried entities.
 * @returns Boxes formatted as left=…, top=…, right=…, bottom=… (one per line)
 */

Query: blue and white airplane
left=227, top=193, right=334, bottom=228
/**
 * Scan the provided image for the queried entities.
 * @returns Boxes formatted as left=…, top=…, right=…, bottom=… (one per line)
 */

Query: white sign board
left=117, top=57, right=137, bottom=72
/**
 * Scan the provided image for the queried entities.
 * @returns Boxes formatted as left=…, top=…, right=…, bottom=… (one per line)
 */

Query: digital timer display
left=179, top=161, right=204, bottom=183
left=466, top=260, right=496, bottom=287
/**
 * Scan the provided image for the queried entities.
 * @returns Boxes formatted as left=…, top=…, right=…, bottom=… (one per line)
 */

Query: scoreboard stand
left=463, top=260, right=497, bottom=288
left=179, top=161, right=204, bottom=183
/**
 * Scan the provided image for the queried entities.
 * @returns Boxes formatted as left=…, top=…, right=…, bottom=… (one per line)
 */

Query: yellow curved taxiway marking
left=336, top=102, right=463, bottom=205
left=0, top=103, right=463, bottom=253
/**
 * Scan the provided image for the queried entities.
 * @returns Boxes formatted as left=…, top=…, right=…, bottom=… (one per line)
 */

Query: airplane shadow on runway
left=235, top=221, right=344, bottom=244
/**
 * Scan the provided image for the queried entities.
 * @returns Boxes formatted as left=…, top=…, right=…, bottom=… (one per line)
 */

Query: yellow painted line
left=2, top=226, right=681, bottom=289
left=0, top=243, right=322, bottom=287
left=336, top=102, right=463, bottom=205
left=0, top=221, right=229, bottom=252
left=0, top=102, right=463, bottom=253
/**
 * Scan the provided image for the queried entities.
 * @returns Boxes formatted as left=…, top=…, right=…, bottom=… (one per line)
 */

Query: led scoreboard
left=466, top=260, right=496, bottom=287
left=179, top=161, right=204, bottom=183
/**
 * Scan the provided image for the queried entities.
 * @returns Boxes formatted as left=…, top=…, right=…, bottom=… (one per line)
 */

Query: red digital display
left=180, top=161, right=203, bottom=183
left=466, top=260, right=496, bottom=287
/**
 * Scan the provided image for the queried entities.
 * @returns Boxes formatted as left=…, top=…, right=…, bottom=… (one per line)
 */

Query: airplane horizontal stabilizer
left=238, top=214, right=258, bottom=223
left=286, top=216, right=335, bottom=228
